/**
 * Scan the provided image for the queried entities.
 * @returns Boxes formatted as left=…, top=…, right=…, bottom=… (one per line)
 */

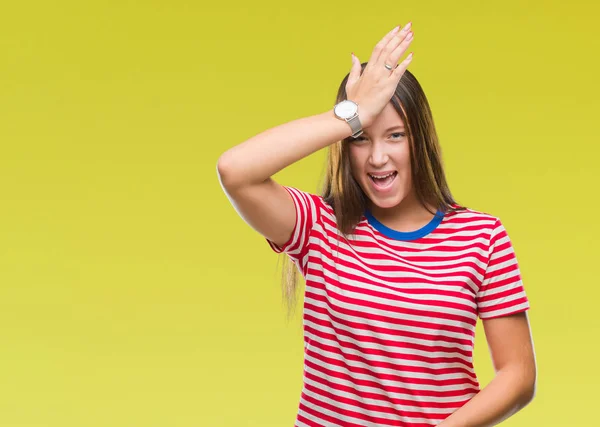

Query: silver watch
left=333, top=100, right=363, bottom=138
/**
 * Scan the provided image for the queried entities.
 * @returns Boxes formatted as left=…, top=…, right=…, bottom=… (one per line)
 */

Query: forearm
left=216, top=109, right=353, bottom=189
left=439, top=365, right=535, bottom=427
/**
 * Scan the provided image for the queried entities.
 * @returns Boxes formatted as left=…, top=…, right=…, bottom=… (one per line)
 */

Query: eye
left=351, top=132, right=405, bottom=143
left=351, top=136, right=367, bottom=143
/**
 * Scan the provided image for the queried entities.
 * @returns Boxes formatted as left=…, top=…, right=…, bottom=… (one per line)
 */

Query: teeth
left=369, top=172, right=395, bottom=179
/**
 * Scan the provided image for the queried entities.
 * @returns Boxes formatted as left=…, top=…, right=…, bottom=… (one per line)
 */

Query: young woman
left=217, top=22, right=537, bottom=427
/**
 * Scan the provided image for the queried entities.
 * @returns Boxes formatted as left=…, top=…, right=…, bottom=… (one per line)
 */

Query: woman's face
left=348, top=102, right=413, bottom=211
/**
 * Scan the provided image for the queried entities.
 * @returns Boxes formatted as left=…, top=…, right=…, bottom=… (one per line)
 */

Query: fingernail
left=402, top=22, right=412, bottom=32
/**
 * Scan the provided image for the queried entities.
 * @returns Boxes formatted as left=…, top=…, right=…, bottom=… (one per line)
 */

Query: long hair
left=278, top=64, right=467, bottom=322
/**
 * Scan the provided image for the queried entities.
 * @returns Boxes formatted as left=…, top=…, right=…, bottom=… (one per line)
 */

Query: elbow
left=526, top=372, right=537, bottom=403
left=216, top=154, right=228, bottom=180
left=216, top=152, right=239, bottom=190
left=217, top=151, right=266, bottom=190
left=520, top=380, right=536, bottom=407
left=498, top=362, right=537, bottom=408
left=518, top=366, right=537, bottom=407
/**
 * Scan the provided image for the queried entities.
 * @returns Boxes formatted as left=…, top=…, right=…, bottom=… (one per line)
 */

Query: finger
left=391, top=51, right=414, bottom=79
left=364, top=25, right=401, bottom=72
left=347, top=53, right=361, bottom=87
left=384, top=30, right=414, bottom=69
left=369, top=22, right=412, bottom=71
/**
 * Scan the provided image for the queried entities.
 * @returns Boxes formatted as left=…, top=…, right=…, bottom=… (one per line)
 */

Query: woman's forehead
left=364, top=105, right=405, bottom=134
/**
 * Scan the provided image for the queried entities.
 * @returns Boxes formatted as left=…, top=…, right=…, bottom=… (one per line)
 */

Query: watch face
left=335, top=100, right=357, bottom=119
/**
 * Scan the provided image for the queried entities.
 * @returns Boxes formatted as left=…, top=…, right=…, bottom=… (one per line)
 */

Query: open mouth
left=368, top=171, right=398, bottom=190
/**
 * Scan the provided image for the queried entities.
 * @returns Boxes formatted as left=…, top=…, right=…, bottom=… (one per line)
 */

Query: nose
left=368, top=140, right=390, bottom=167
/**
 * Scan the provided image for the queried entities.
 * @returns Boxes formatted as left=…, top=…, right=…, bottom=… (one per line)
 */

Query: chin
left=361, top=183, right=407, bottom=210
left=369, top=194, right=405, bottom=209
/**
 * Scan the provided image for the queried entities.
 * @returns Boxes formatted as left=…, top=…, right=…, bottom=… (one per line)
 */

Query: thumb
left=347, top=53, right=361, bottom=87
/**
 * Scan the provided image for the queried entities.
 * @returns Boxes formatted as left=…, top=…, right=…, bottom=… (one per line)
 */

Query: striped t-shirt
left=265, top=186, right=531, bottom=427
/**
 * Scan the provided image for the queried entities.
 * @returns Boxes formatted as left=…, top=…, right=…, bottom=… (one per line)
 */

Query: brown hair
left=278, top=64, right=467, bottom=322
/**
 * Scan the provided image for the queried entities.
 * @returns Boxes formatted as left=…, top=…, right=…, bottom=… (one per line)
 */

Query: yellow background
left=1, top=1, right=598, bottom=426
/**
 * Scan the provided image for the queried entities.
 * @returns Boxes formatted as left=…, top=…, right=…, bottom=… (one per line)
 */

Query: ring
left=384, top=63, right=394, bottom=71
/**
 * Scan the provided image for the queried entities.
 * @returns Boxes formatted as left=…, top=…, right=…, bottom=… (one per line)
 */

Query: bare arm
left=438, top=312, right=537, bottom=427
left=216, top=110, right=353, bottom=189
left=216, top=111, right=353, bottom=247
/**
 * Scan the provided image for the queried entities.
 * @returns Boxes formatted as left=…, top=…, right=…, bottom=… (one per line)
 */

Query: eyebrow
left=384, top=126, right=405, bottom=132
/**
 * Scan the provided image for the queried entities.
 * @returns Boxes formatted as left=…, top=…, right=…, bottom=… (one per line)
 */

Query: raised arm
left=216, top=23, right=414, bottom=247
left=216, top=111, right=353, bottom=247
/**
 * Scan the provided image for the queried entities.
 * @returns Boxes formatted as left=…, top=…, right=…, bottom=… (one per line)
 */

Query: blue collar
left=364, top=209, right=445, bottom=241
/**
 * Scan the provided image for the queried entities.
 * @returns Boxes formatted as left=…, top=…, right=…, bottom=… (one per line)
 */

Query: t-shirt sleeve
left=476, top=218, right=531, bottom=319
left=265, top=185, right=321, bottom=274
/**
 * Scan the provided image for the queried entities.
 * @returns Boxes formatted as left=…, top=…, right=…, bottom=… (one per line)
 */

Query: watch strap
left=347, top=114, right=363, bottom=138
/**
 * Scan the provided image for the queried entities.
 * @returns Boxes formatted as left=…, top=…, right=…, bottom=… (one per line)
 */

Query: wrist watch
left=333, top=100, right=363, bottom=138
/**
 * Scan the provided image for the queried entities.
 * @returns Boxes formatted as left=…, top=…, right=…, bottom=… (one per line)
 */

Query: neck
left=367, top=190, right=438, bottom=232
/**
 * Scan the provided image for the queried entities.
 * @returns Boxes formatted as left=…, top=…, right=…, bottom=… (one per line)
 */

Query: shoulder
left=280, top=185, right=333, bottom=221
left=446, top=203, right=498, bottom=222
left=442, top=204, right=503, bottom=237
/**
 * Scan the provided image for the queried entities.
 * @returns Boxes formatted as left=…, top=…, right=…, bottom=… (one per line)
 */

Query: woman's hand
left=346, top=23, right=414, bottom=128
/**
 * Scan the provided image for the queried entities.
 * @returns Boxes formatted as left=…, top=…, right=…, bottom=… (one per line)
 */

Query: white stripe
left=477, top=290, right=528, bottom=309
left=333, top=229, right=491, bottom=252
left=479, top=302, right=530, bottom=318
left=297, top=406, right=345, bottom=426
left=479, top=279, right=524, bottom=298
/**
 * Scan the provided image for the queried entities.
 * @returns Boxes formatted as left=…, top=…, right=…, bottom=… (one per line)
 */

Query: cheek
left=389, top=148, right=412, bottom=187
left=396, top=146, right=412, bottom=172
left=348, top=148, right=364, bottom=176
